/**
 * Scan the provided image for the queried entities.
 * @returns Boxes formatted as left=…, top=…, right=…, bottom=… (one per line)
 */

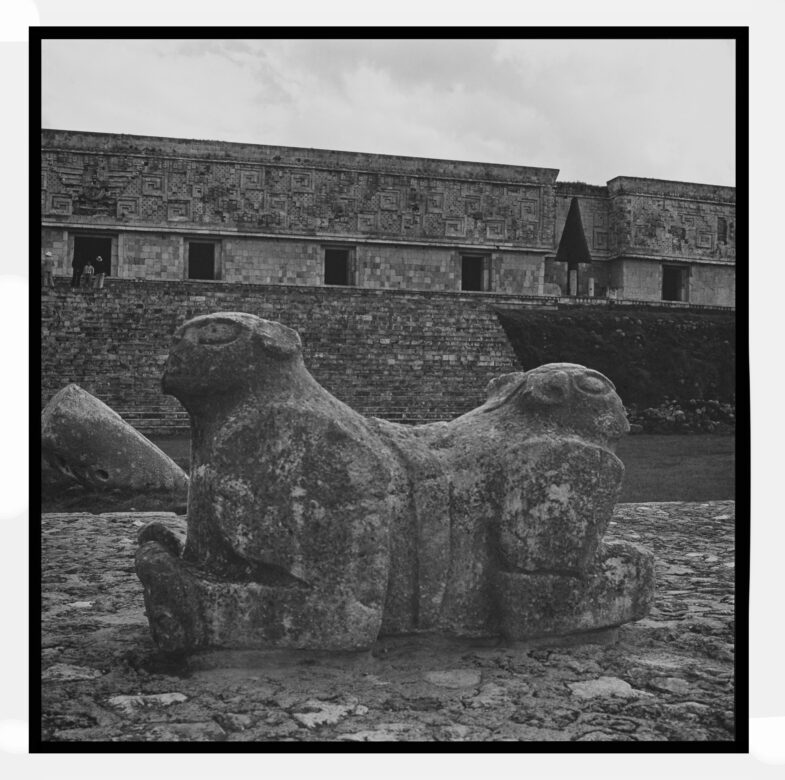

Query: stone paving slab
left=38, top=502, right=736, bottom=743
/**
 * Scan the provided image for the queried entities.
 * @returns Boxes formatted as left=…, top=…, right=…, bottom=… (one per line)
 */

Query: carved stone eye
left=197, top=321, right=241, bottom=345
left=575, top=373, right=610, bottom=395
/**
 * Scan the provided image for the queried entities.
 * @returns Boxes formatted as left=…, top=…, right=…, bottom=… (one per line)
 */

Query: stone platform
left=39, top=501, right=736, bottom=743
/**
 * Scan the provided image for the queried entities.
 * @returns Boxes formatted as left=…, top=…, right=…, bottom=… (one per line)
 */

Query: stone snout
left=161, top=313, right=304, bottom=405
left=485, top=363, right=630, bottom=447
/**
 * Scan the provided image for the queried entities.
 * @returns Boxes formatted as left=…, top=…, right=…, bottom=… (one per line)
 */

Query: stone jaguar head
left=162, top=312, right=303, bottom=404
left=486, top=363, right=629, bottom=446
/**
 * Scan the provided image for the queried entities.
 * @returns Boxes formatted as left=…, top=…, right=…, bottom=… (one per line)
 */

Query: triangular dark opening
left=555, top=197, right=592, bottom=269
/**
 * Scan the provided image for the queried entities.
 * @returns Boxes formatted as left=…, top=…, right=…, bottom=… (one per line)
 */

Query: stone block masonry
left=41, top=280, right=523, bottom=433
left=41, top=131, right=736, bottom=307
left=41, top=130, right=558, bottom=255
left=607, top=178, right=736, bottom=264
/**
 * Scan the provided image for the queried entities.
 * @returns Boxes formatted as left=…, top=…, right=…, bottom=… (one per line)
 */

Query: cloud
left=40, top=37, right=735, bottom=186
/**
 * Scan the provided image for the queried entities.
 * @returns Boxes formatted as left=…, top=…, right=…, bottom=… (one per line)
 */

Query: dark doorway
left=73, top=235, right=112, bottom=276
left=662, top=265, right=688, bottom=302
left=461, top=255, right=486, bottom=291
left=324, top=248, right=352, bottom=285
left=188, top=242, right=216, bottom=280
left=556, top=198, right=592, bottom=296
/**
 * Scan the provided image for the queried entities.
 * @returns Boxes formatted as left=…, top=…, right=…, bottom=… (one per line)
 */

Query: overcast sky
left=41, top=37, right=736, bottom=187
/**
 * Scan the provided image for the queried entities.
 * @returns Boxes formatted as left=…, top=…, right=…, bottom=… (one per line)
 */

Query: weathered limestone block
left=402, top=362, right=647, bottom=640
left=42, top=384, right=189, bottom=496
left=136, top=313, right=654, bottom=653
left=495, top=541, right=655, bottom=640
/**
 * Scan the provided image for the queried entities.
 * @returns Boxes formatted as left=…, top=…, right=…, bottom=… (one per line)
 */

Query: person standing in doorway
left=94, top=255, right=106, bottom=289
left=71, top=253, right=82, bottom=288
left=81, top=259, right=95, bottom=289
left=42, top=251, right=55, bottom=290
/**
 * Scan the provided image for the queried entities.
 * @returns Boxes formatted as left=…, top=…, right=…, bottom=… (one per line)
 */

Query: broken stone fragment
left=42, top=663, right=103, bottom=682
left=41, top=384, right=188, bottom=497
left=423, top=670, right=482, bottom=689
left=106, top=692, right=187, bottom=715
left=291, top=700, right=361, bottom=728
left=567, top=676, right=639, bottom=699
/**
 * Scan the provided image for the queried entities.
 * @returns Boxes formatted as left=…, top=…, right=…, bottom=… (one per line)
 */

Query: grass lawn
left=151, top=433, right=735, bottom=504
left=615, top=434, right=735, bottom=503
left=41, top=433, right=734, bottom=513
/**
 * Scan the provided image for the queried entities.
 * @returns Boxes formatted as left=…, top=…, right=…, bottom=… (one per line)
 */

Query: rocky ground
left=39, top=501, right=736, bottom=744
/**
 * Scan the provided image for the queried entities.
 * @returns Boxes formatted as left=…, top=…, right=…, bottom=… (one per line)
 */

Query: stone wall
left=605, top=259, right=736, bottom=307
left=43, top=230, right=546, bottom=294
left=41, top=130, right=558, bottom=253
left=608, top=177, right=736, bottom=263
left=40, top=280, right=523, bottom=433
left=689, top=264, right=736, bottom=308
left=41, top=279, right=735, bottom=435
left=552, top=178, right=736, bottom=267
left=219, top=236, right=320, bottom=285
left=39, top=130, right=737, bottom=308
left=41, top=227, right=69, bottom=275
left=118, top=232, right=184, bottom=281
left=613, top=259, right=663, bottom=302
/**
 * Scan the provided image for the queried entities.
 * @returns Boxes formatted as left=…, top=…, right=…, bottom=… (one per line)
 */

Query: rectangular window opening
left=461, top=254, right=489, bottom=291
left=188, top=242, right=216, bottom=280
left=662, top=265, right=688, bottom=302
left=324, top=248, right=352, bottom=286
left=717, top=217, right=728, bottom=244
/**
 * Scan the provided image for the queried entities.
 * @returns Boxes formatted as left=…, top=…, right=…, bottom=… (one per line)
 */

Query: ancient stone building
left=41, top=130, right=735, bottom=307
left=552, top=179, right=736, bottom=307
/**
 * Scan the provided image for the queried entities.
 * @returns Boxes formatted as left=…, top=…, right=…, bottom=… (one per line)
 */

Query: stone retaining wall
left=41, top=280, right=736, bottom=435
left=41, top=280, right=522, bottom=432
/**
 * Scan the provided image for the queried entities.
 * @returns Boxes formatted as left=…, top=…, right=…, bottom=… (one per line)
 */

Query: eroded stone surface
left=423, top=670, right=482, bottom=689
left=42, top=663, right=103, bottom=682
left=107, top=692, right=187, bottom=715
left=136, top=313, right=654, bottom=652
left=567, top=676, right=640, bottom=699
left=42, top=384, right=188, bottom=497
left=40, top=502, right=735, bottom=742
left=291, top=700, right=364, bottom=729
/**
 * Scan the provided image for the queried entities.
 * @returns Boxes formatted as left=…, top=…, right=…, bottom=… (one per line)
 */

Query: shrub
left=625, top=399, right=735, bottom=434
